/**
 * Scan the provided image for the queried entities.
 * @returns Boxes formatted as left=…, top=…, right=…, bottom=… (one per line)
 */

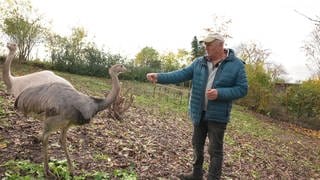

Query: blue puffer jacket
left=157, top=49, right=248, bottom=125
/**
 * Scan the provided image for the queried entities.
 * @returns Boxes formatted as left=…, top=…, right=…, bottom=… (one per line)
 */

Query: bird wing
left=15, top=82, right=99, bottom=122
left=70, top=91, right=100, bottom=120
left=15, top=83, right=75, bottom=115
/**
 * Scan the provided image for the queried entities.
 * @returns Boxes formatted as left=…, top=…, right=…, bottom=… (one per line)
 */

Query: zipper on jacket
left=212, top=60, right=226, bottom=88
left=201, top=58, right=208, bottom=111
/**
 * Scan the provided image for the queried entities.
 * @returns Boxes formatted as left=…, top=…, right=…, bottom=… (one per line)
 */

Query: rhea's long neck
left=97, top=70, right=120, bottom=112
left=3, top=51, right=15, bottom=90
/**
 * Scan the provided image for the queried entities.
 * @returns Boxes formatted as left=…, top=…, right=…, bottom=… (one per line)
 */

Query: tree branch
left=294, top=9, right=320, bottom=25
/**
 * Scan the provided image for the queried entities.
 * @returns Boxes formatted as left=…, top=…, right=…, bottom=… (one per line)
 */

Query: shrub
left=25, top=59, right=53, bottom=70
left=237, top=63, right=274, bottom=114
left=286, top=80, right=320, bottom=129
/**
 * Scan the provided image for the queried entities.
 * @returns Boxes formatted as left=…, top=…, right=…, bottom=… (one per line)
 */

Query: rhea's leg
left=33, top=131, right=43, bottom=144
left=42, top=115, right=67, bottom=178
left=60, top=127, right=74, bottom=176
left=42, top=131, right=55, bottom=177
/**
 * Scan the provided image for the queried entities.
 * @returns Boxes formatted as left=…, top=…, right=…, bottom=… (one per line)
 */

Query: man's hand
left=146, top=73, right=158, bottom=83
left=207, top=89, right=218, bottom=100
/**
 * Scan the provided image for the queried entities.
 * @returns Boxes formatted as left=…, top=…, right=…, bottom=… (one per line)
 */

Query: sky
left=13, top=0, right=320, bottom=82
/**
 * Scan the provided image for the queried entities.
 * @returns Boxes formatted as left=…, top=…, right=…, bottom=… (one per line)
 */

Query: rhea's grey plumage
left=15, top=83, right=94, bottom=125
left=14, top=64, right=127, bottom=177
left=15, top=83, right=107, bottom=125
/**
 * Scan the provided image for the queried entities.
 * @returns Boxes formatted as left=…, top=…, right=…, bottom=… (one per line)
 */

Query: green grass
left=93, top=153, right=111, bottom=161
left=2, top=159, right=138, bottom=180
left=113, top=167, right=137, bottom=180
left=230, top=106, right=281, bottom=141
left=2, top=160, right=44, bottom=179
left=225, top=106, right=320, bottom=175
left=0, top=95, right=5, bottom=118
left=135, top=94, right=188, bottom=114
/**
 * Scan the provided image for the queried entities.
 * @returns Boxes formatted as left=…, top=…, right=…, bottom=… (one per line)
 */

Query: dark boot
left=207, top=155, right=223, bottom=180
left=178, top=169, right=203, bottom=180
left=180, top=115, right=207, bottom=180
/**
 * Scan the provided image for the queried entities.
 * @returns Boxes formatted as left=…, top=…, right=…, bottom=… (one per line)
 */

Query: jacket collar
left=201, top=48, right=235, bottom=65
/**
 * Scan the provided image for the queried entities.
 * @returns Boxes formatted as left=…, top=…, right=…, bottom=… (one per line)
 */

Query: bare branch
left=106, top=87, right=134, bottom=121
left=294, top=9, right=320, bottom=25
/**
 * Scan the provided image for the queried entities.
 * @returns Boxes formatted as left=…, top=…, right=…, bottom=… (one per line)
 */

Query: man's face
left=204, top=40, right=224, bottom=59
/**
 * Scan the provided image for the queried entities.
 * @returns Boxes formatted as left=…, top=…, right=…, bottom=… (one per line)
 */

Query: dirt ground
left=0, top=89, right=319, bottom=179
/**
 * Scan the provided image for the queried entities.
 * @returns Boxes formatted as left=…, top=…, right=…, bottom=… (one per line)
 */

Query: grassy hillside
left=0, top=63, right=319, bottom=179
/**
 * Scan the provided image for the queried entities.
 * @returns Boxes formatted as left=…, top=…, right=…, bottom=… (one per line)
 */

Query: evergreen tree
left=191, top=36, right=205, bottom=60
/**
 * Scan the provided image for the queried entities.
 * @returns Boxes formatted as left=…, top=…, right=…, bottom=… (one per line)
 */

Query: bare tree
left=303, top=23, right=320, bottom=78
left=265, top=63, right=287, bottom=82
left=203, top=14, right=233, bottom=41
left=295, top=10, right=320, bottom=78
left=236, top=42, right=271, bottom=64
left=237, top=42, right=287, bottom=82
left=295, top=10, right=320, bottom=25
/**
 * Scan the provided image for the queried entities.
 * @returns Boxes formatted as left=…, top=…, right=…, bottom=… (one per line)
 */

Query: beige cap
left=200, top=33, right=224, bottom=43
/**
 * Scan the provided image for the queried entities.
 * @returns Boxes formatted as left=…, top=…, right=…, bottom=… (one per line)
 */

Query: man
left=146, top=33, right=248, bottom=180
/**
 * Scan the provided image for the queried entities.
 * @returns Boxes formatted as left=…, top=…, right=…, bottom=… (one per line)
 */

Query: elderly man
left=146, top=33, right=248, bottom=180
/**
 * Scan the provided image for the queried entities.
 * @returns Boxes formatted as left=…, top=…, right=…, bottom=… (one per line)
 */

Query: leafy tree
left=135, top=46, right=161, bottom=69
left=160, top=51, right=179, bottom=72
left=236, top=42, right=274, bottom=113
left=47, top=27, right=87, bottom=67
left=46, top=26, right=125, bottom=77
left=191, top=36, right=205, bottom=60
left=176, top=48, right=191, bottom=66
left=45, top=32, right=68, bottom=70
left=0, top=0, right=47, bottom=62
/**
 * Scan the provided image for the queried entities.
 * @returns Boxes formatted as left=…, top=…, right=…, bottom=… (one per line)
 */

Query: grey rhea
left=14, top=64, right=126, bottom=177
left=3, top=43, right=73, bottom=98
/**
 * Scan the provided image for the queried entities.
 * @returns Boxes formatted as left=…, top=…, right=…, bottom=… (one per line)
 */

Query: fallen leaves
left=0, top=87, right=319, bottom=179
left=288, top=123, right=320, bottom=139
left=0, top=142, right=7, bottom=149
